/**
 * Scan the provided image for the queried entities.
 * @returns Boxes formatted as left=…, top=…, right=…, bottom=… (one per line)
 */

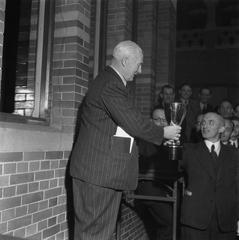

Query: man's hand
left=163, top=125, right=181, bottom=140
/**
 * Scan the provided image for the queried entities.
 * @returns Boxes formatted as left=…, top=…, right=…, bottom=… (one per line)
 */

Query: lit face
left=220, top=119, right=233, bottom=142
left=161, top=88, right=175, bottom=104
left=152, top=109, right=168, bottom=127
left=201, top=113, right=224, bottom=142
left=218, top=101, right=233, bottom=118
left=179, top=85, right=192, bottom=100
left=123, top=53, right=143, bottom=81
left=199, top=89, right=211, bottom=104
left=230, top=119, right=239, bottom=140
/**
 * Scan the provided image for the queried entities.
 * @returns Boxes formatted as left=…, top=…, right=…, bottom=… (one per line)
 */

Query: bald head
left=112, top=40, right=143, bottom=61
left=201, top=112, right=225, bottom=142
left=110, top=40, right=143, bottom=82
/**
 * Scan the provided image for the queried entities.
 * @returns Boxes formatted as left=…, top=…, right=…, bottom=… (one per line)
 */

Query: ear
left=121, top=57, right=128, bottom=67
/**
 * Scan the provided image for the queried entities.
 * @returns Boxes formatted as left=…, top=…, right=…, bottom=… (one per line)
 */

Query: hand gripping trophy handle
left=168, top=102, right=187, bottom=160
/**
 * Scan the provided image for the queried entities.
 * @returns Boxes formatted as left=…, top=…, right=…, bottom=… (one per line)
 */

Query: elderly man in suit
left=180, top=112, right=239, bottom=240
left=69, top=40, right=181, bottom=240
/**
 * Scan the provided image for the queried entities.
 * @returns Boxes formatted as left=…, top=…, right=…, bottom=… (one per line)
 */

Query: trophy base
left=167, top=144, right=183, bottom=161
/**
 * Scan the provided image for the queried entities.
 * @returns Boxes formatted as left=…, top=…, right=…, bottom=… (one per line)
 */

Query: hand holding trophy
left=168, top=102, right=187, bottom=160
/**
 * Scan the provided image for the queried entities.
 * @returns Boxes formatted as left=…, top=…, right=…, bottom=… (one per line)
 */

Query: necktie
left=210, top=144, right=218, bottom=171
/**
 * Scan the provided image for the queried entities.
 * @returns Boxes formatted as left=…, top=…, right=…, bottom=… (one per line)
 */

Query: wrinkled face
left=179, top=85, right=192, bottom=100
left=195, top=114, right=203, bottom=131
left=219, top=101, right=233, bottom=118
left=152, top=109, right=168, bottom=127
left=199, top=89, right=211, bottom=104
left=220, top=119, right=233, bottom=142
left=161, top=88, right=175, bottom=104
left=201, top=113, right=224, bottom=142
left=230, top=119, right=239, bottom=139
left=123, top=53, right=143, bottom=81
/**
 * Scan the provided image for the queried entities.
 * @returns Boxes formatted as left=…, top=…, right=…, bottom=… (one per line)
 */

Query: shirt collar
left=110, top=65, right=127, bottom=87
left=204, top=140, right=221, bottom=156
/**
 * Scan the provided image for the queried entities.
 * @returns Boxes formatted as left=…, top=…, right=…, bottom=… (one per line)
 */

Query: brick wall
left=0, top=150, right=69, bottom=239
left=51, top=0, right=91, bottom=133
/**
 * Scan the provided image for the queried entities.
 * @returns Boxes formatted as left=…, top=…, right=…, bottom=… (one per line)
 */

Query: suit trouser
left=181, top=208, right=235, bottom=240
left=72, top=178, right=122, bottom=240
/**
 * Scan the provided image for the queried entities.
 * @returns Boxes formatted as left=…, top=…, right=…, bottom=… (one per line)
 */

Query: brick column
left=155, top=0, right=177, bottom=98
left=106, top=0, right=134, bottom=64
left=51, top=0, right=91, bottom=133
left=0, top=0, right=5, bottom=94
left=135, top=0, right=158, bottom=117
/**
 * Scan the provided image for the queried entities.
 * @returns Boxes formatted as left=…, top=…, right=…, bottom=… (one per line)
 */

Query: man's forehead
left=203, top=113, right=218, bottom=121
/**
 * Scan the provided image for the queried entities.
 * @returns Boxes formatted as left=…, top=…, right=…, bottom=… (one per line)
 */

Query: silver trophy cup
left=168, top=102, right=187, bottom=160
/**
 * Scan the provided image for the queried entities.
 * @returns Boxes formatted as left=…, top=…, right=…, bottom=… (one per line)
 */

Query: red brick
left=4, top=163, right=17, bottom=174
left=41, top=161, right=50, bottom=170
left=10, top=173, right=34, bottom=185
left=43, top=224, right=60, bottom=239
left=24, top=152, right=45, bottom=161
left=29, top=182, right=39, bottom=192
left=45, top=151, right=63, bottom=160
left=45, top=187, right=62, bottom=199
left=14, top=227, right=25, bottom=238
left=0, top=196, right=21, bottom=210
left=26, top=223, right=37, bottom=237
left=28, top=202, right=38, bottom=214
left=39, top=200, right=48, bottom=211
left=2, top=208, right=15, bottom=221
left=8, top=215, right=32, bottom=231
left=17, top=184, right=28, bottom=195
left=29, top=161, right=40, bottom=172
left=33, top=209, right=52, bottom=223
left=17, top=162, right=28, bottom=173
left=0, top=176, right=9, bottom=187
left=0, top=222, right=7, bottom=233
left=38, top=219, right=47, bottom=231
left=3, top=186, right=15, bottom=197
left=35, top=170, right=54, bottom=181
left=22, top=192, right=43, bottom=204
left=0, top=152, right=23, bottom=162
left=40, top=180, right=50, bottom=190
left=16, top=205, right=28, bottom=218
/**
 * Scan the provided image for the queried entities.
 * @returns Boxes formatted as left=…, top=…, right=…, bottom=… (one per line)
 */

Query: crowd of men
left=137, top=83, right=239, bottom=240
left=69, top=40, right=238, bottom=240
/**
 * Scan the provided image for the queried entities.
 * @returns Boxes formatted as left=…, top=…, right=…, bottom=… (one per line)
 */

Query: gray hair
left=112, top=40, right=143, bottom=61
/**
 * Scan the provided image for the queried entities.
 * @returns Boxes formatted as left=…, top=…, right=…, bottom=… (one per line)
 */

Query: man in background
left=198, top=87, right=214, bottom=114
left=69, top=40, right=181, bottom=240
left=180, top=112, right=239, bottom=240
left=177, top=83, right=201, bottom=142
left=221, top=118, right=234, bottom=145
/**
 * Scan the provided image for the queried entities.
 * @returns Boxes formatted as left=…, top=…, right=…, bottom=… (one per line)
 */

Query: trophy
left=168, top=102, right=187, bottom=160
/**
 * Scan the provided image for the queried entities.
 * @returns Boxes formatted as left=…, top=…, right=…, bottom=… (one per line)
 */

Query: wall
left=0, top=0, right=91, bottom=239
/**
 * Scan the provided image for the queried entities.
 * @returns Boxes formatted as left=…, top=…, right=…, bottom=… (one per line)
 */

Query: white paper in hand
left=114, top=126, right=134, bottom=153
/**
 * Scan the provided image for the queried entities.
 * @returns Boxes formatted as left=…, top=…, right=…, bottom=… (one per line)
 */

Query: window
left=0, top=0, right=55, bottom=120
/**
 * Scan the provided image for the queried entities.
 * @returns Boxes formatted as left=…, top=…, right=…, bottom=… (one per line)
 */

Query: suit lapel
left=216, top=144, right=227, bottom=182
left=196, top=142, right=216, bottom=180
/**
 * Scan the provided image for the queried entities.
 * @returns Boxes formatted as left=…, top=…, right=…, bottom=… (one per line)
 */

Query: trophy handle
left=179, top=109, right=187, bottom=126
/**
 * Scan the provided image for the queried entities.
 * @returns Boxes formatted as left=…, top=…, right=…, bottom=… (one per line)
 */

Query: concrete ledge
left=0, top=120, right=73, bottom=152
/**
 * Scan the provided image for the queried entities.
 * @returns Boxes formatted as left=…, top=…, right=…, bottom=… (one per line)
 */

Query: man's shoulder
left=183, top=141, right=204, bottom=152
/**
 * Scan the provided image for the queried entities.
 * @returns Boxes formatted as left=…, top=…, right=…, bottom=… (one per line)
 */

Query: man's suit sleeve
left=101, top=82, right=164, bottom=146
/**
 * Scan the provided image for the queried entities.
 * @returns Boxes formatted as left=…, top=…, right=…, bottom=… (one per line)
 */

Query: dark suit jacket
left=200, top=102, right=214, bottom=114
left=70, top=66, right=164, bottom=190
left=180, top=142, right=239, bottom=232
